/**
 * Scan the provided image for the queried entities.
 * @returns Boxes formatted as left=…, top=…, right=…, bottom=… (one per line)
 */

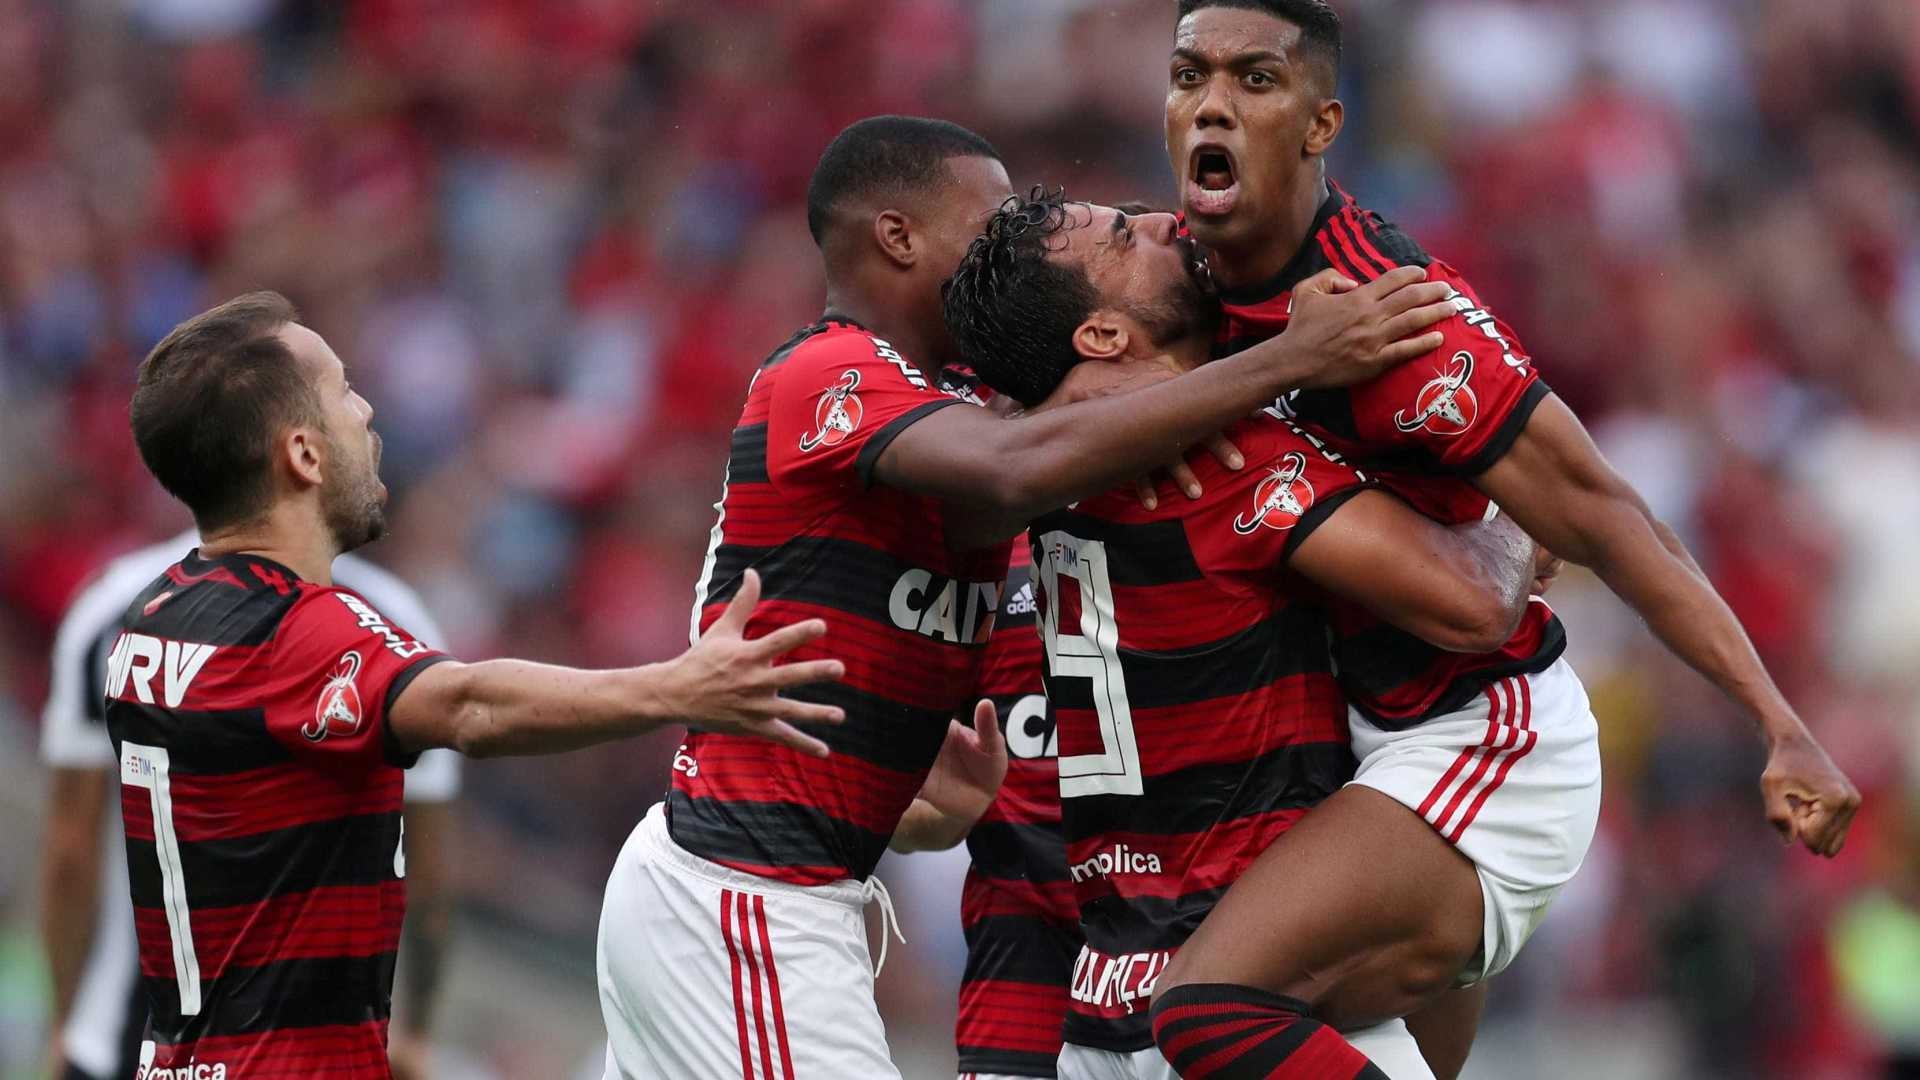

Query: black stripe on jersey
left=1064, top=1010, right=1154, bottom=1055
left=1325, top=211, right=1387, bottom=279
left=759, top=323, right=831, bottom=372
left=1275, top=388, right=1360, bottom=443
left=1078, top=884, right=1230, bottom=960
left=106, top=706, right=291, bottom=775
left=963, top=914, right=1081, bottom=981
left=727, top=422, right=770, bottom=486
left=1280, top=485, right=1369, bottom=562
left=1062, top=742, right=1351, bottom=843
left=126, top=812, right=400, bottom=909
left=1044, top=609, right=1334, bottom=714
left=801, top=681, right=953, bottom=772
left=1344, top=614, right=1568, bottom=729
left=380, top=654, right=449, bottom=770
left=855, top=398, right=965, bottom=489
left=1030, top=517, right=1201, bottom=587
left=705, top=535, right=996, bottom=643
left=957, top=1045, right=1061, bottom=1080
left=1456, top=379, right=1552, bottom=476
left=666, top=790, right=887, bottom=878
left=966, top=821, right=1072, bottom=883
left=145, top=951, right=397, bottom=1041
left=127, top=580, right=300, bottom=647
left=1351, top=207, right=1432, bottom=269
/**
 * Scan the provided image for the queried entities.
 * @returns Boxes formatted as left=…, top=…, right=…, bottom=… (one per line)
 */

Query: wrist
left=631, top=661, right=687, bottom=727
left=1758, top=710, right=1810, bottom=748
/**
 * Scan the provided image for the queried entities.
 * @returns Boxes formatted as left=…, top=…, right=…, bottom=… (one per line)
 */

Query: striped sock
left=1150, top=983, right=1390, bottom=1079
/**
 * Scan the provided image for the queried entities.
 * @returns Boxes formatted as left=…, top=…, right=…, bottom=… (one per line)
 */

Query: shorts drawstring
left=860, top=873, right=906, bottom=978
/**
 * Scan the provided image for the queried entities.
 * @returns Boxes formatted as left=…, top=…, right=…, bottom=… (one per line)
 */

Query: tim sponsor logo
left=1068, top=842, right=1163, bottom=883
left=1070, top=946, right=1172, bottom=1015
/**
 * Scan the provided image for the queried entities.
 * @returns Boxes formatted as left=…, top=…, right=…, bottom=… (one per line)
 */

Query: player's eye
left=1173, top=67, right=1203, bottom=86
left=1245, top=70, right=1275, bottom=89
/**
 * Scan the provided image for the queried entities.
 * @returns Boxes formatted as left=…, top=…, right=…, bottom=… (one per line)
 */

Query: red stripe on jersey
left=1117, top=680, right=1346, bottom=779
left=677, top=737, right=918, bottom=836
left=103, top=640, right=267, bottom=711
left=147, top=1021, right=391, bottom=1079
left=1338, top=206, right=1396, bottom=275
left=134, top=882, right=403, bottom=981
left=958, top=978, right=1073, bottom=1054
left=976, top=758, right=1064, bottom=827
left=961, top=874, right=1079, bottom=928
left=122, top=764, right=403, bottom=843
left=1064, top=809, right=1310, bottom=901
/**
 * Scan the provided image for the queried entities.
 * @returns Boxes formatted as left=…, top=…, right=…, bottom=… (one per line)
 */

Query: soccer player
left=593, top=115, right=1463, bottom=1079
left=1143, top=2, right=1860, bottom=1077
left=108, top=291, right=848, bottom=1078
left=39, top=530, right=461, bottom=1080
left=941, top=191, right=1551, bottom=1080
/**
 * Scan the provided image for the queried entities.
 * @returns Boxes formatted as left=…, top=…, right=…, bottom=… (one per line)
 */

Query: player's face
left=281, top=323, right=388, bottom=552
left=922, top=155, right=1016, bottom=281
left=1166, top=7, right=1337, bottom=257
left=1051, top=203, right=1215, bottom=351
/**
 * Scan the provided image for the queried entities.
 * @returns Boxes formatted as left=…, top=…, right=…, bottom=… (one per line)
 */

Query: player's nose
left=1193, top=75, right=1237, bottom=130
left=1138, top=212, right=1180, bottom=244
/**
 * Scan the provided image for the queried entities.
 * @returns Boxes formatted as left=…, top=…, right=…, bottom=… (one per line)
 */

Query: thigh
left=1158, top=785, right=1485, bottom=1027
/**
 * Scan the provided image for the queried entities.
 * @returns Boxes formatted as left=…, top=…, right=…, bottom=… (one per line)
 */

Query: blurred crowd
left=0, top=0, right=1916, bottom=1076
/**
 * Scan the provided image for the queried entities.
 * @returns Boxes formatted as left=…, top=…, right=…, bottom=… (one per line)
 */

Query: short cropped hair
left=941, top=188, right=1097, bottom=408
left=130, top=291, right=321, bottom=531
left=1176, top=0, right=1342, bottom=92
left=805, top=116, right=1002, bottom=247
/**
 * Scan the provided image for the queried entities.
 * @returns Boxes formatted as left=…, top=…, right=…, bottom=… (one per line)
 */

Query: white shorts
left=1348, top=658, right=1602, bottom=985
left=597, top=803, right=898, bottom=1080
left=1055, top=1018, right=1435, bottom=1080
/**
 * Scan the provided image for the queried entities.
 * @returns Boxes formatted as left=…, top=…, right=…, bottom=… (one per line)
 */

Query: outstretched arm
left=389, top=570, right=846, bottom=759
left=1288, top=492, right=1537, bottom=654
left=877, top=268, right=1458, bottom=537
left=1474, top=394, right=1859, bottom=855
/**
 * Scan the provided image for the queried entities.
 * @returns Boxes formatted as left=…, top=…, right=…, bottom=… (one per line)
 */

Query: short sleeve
left=1347, top=264, right=1549, bottom=475
left=41, top=601, right=120, bottom=770
left=1184, top=416, right=1374, bottom=575
left=263, top=587, right=449, bottom=771
left=764, top=329, right=965, bottom=491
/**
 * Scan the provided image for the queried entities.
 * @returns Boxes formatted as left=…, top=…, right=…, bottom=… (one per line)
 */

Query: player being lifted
left=108, top=292, right=850, bottom=1079
left=594, top=115, right=1463, bottom=1079
left=944, top=191, right=1547, bottom=1080
left=1129, top=2, right=1854, bottom=1077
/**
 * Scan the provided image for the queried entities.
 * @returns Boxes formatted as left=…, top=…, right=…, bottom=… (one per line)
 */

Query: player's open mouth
left=1187, top=144, right=1239, bottom=218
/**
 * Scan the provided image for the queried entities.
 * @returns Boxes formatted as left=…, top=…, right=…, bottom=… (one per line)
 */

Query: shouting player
left=109, top=292, right=846, bottom=1078
left=594, top=115, right=1463, bottom=1079
left=1136, top=2, right=1860, bottom=1078
left=942, top=191, right=1550, bottom=1080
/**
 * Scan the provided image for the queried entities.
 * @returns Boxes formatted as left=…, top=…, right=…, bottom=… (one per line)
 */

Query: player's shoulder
left=767, top=320, right=932, bottom=386
left=1318, top=185, right=1434, bottom=282
left=1226, top=412, right=1363, bottom=479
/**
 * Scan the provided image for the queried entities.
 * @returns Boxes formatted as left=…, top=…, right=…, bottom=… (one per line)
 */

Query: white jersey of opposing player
left=39, top=531, right=461, bottom=1080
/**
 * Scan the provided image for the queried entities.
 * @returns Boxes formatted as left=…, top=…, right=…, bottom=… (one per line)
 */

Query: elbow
left=1432, top=593, right=1525, bottom=654
left=441, top=672, right=504, bottom=759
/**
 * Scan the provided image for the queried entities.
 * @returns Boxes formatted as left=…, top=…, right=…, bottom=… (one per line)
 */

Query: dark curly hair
left=1176, top=0, right=1342, bottom=92
left=940, top=188, right=1099, bottom=408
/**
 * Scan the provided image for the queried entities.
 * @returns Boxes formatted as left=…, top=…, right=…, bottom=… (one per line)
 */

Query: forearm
left=889, top=797, right=974, bottom=853
left=39, top=849, right=99, bottom=1024
left=1449, top=512, right=1535, bottom=623
left=395, top=805, right=453, bottom=1034
left=440, top=660, right=677, bottom=758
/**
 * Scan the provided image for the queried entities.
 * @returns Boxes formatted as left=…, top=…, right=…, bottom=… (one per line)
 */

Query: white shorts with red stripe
left=1347, top=657, right=1602, bottom=986
left=597, top=803, right=898, bottom=1080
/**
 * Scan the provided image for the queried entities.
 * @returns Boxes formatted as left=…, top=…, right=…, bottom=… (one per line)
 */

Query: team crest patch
left=305, top=651, right=364, bottom=741
left=800, top=369, right=864, bottom=452
left=1233, top=452, right=1315, bottom=534
left=1394, top=351, right=1478, bottom=437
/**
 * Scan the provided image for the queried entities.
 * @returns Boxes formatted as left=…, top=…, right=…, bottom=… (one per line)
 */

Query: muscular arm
left=1288, top=493, right=1536, bottom=653
left=39, top=767, right=111, bottom=1036
left=389, top=570, right=846, bottom=759
left=880, top=268, right=1457, bottom=542
left=1474, top=394, right=1858, bottom=853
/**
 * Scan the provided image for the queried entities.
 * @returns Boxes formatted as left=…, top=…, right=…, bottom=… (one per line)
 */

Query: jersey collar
left=1214, top=183, right=1349, bottom=308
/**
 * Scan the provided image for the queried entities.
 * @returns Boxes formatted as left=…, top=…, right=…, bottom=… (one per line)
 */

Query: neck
left=1209, top=174, right=1330, bottom=289
left=196, top=501, right=340, bottom=586
left=823, top=281, right=948, bottom=369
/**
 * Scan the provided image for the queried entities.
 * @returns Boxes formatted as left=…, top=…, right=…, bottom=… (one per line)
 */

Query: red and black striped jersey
left=958, top=539, right=1079, bottom=1078
left=103, top=549, right=446, bottom=1078
left=673, top=320, right=1012, bottom=886
left=1217, top=182, right=1565, bottom=727
left=1033, top=415, right=1365, bottom=1053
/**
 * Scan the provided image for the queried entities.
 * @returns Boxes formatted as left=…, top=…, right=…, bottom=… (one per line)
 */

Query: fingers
left=1374, top=331, right=1447, bottom=366
left=973, top=698, right=1004, bottom=757
left=1204, top=433, right=1245, bottom=471
left=1356, top=264, right=1431, bottom=299
left=1133, top=476, right=1160, bottom=511
left=764, top=658, right=846, bottom=689
left=711, top=568, right=761, bottom=636
left=1294, top=267, right=1360, bottom=296
left=1381, top=298, right=1460, bottom=341
left=1762, top=785, right=1796, bottom=843
left=1170, top=460, right=1204, bottom=500
left=773, top=698, right=846, bottom=726
left=747, top=617, right=830, bottom=660
left=1378, top=279, right=1454, bottom=318
left=755, top=720, right=831, bottom=759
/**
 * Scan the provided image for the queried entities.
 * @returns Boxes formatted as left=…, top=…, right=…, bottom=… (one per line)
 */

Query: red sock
left=1150, top=983, right=1389, bottom=1079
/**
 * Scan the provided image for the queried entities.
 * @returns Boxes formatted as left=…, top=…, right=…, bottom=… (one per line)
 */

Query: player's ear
left=872, top=209, right=916, bottom=269
left=284, top=426, right=325, bottom=489
left=1072, top=312, right=1131, bottom=363
left=1304, top=97, right=1343, bottom=159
